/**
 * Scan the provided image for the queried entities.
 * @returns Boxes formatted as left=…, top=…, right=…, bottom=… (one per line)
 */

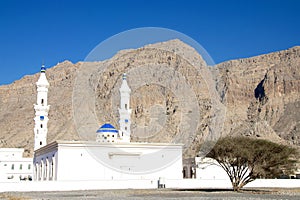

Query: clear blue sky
left=0, top=0, right=299, bottom=85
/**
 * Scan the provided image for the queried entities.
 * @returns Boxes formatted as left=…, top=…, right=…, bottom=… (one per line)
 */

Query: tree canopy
left=202, top=136, right=299, bottom=191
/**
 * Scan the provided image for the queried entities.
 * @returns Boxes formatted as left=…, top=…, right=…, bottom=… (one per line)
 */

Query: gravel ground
left=1, top=188, right=300, bottom=200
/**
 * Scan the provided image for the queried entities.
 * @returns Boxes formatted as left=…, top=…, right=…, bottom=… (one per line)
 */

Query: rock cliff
left=0, top=40, right=298, bottom=157
left=214, top=46, right=300, bottom=146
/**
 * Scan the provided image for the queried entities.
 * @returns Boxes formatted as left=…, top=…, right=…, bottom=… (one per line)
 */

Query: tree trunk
left=232, top=182, right=240, bottom=192
left=231, top=182, right=242, bottom=192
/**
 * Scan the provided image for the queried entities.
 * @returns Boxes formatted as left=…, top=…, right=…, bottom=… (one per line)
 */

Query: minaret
left=118, top=73, right=132, bottom=142
left=34, top=65, right=50, bottom=150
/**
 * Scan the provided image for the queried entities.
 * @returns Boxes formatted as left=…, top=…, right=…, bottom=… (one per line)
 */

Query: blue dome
left=96, top=123, right=118, bottom=133
left=41, top=65, right=46, bottom=73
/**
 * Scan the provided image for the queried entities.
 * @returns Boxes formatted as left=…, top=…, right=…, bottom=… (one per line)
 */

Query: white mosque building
left=33, top=67, right=183, bottom=182
left=2, top=66, right=299, bottom=192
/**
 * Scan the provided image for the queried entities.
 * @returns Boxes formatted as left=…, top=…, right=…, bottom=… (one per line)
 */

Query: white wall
left=34, top=143, right=183, bottom=181
left=195, top=157, right=229, bottom=180
left=56, top=144, right=182, bottom=181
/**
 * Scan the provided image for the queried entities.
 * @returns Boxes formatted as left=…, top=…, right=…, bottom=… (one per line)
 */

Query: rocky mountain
left=214, top=46, right=300, bottom=146
left=0, top=39, right=299, bottom=158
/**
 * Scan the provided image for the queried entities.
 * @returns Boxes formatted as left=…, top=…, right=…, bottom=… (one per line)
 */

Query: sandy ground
left=1, top=188, right=300, bottom=200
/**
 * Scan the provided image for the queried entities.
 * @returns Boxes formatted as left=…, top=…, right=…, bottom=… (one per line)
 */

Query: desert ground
left=1, top=188, right=300, bottom=200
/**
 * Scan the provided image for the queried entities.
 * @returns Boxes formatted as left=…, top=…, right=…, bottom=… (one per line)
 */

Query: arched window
left=40, top=124, right=43, bottom=128
left=41, top=99, right=44, bottom=105
left=50, top=161, right=54, bottom=180
left=44, top=160, right=48, bottom=180
left=34, top=164, right=37, bottom=181
left=40, top=162, right=42, bottom=180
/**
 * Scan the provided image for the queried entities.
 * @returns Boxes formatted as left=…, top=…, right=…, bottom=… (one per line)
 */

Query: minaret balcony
left=37, top=87, right=49, bottom=92
left=34, top=104, right=50, bottom=111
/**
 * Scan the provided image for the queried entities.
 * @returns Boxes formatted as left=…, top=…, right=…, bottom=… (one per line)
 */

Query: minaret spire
left=41, top=64, right=46, bottom=73
left=118, top=73, right=132, bottom=142
left=34, top=64, right=50, bottom=150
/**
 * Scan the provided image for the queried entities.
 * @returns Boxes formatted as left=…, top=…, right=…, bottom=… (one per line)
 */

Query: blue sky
left=0, top=0, right=299, bottom=85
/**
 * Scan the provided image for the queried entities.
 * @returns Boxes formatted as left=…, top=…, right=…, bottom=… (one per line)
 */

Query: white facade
left=34, top=141, right=182, bottom=181
left=0, top=148, right=33, bottom=181
left=195, top=157, right=230, bottom=180
left=34, top=65, right=50, bottom=150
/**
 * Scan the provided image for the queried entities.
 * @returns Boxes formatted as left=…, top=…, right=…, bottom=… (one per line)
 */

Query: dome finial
left=41, top=64, right=46, bottom=73
left=122, top=73, right=126, bottom=80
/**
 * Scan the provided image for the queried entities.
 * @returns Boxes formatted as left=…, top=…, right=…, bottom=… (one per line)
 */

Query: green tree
left=203, top=136, right=299, bottom=191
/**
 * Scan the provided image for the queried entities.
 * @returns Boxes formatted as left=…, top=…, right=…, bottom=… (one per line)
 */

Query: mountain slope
left=0, top=40, right=299, bottom=157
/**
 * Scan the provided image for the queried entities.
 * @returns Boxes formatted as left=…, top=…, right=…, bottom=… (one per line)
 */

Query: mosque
left=2, top=65, right=299, bottom=192
left=33, top=66, right=183, bottom=181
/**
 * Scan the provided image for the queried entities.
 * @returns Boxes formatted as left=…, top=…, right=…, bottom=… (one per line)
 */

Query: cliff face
left=214, top=46, right=300, bottom=145
left=0, top=40, right=299, bottom=157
